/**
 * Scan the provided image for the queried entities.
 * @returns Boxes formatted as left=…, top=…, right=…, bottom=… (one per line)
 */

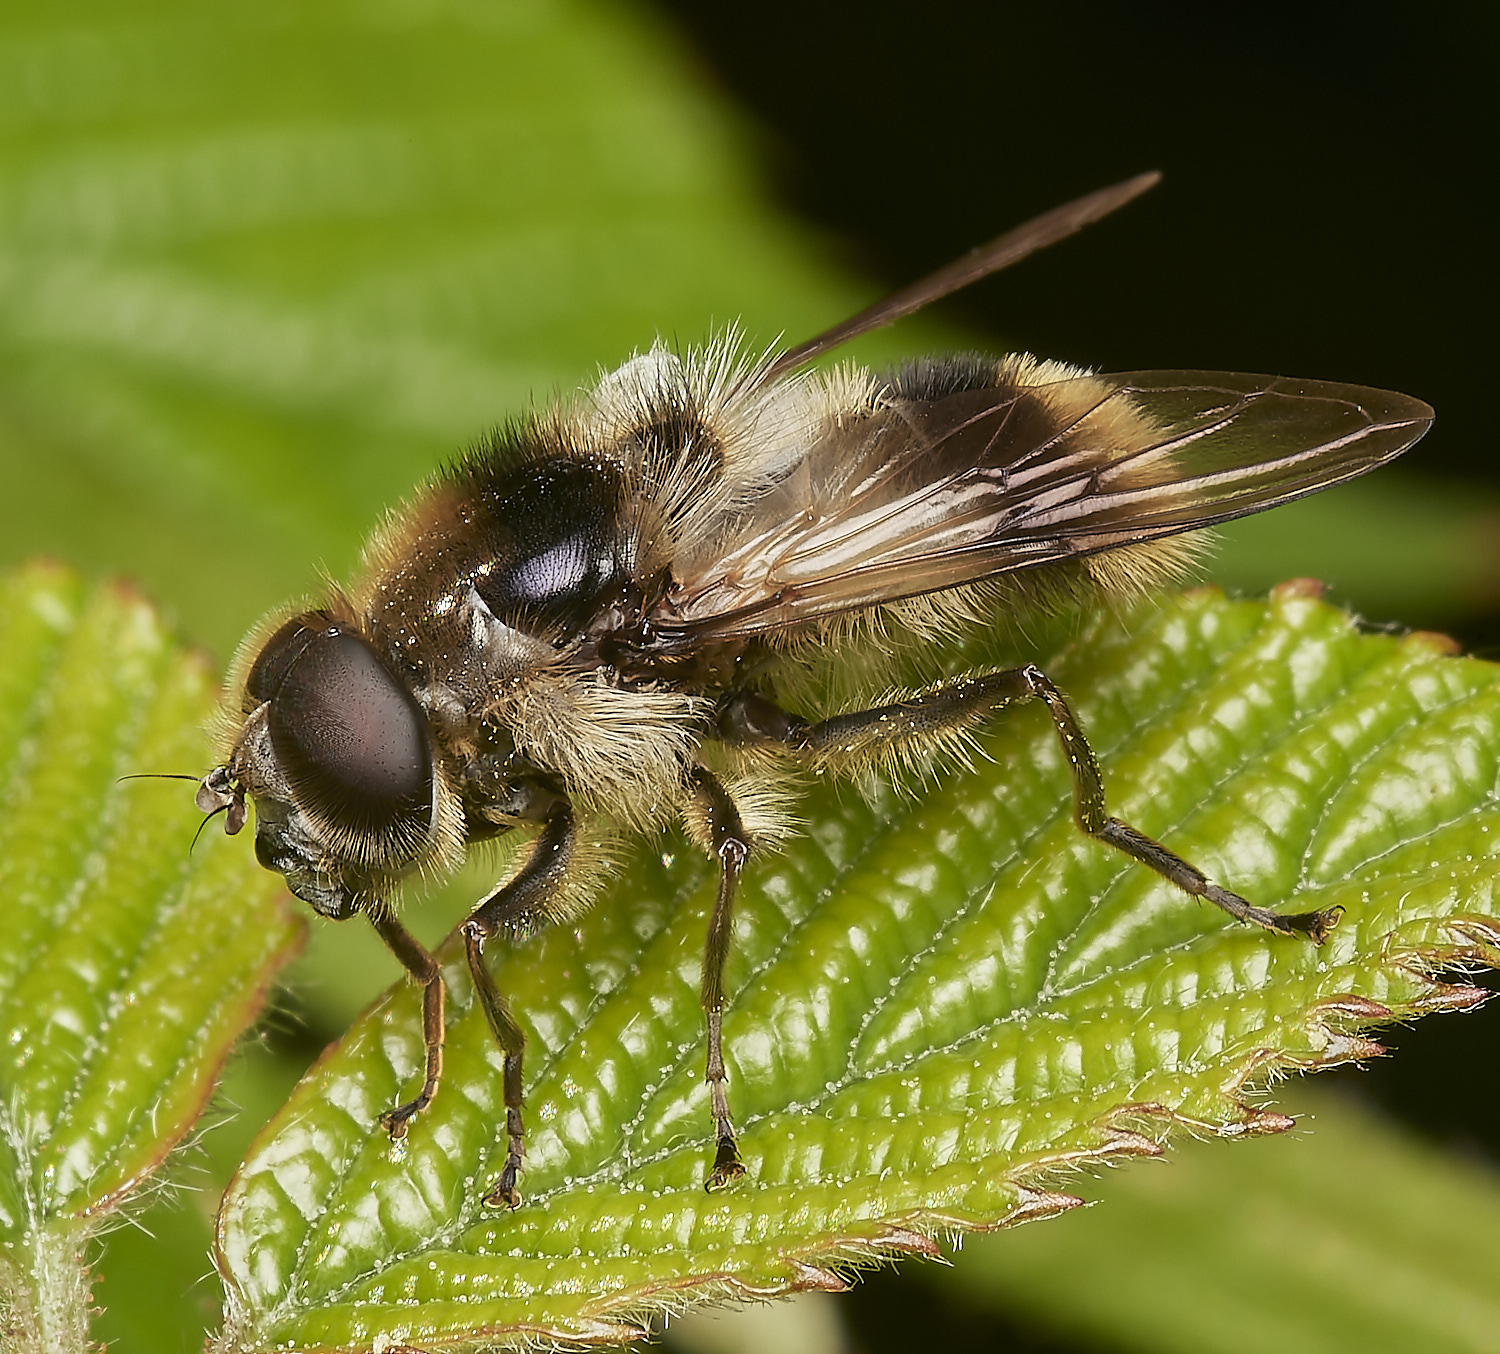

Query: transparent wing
left=649, top=369, right=1433, bottom=645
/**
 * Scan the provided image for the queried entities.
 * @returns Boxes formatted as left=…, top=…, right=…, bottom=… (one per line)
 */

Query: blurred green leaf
left=933, top=1081, right=1500, bottom=1354
left=0, top=0, right=886, bottom=665
left=215, top=589, right=1500, bottom=1351
left=1214, top=475, right=1500, bottom=628
left=0, top=562, right=297, bottom=1348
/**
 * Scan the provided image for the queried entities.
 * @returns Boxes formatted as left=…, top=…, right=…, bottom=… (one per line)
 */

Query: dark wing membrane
left=652, top=370, right=1432, bottom=644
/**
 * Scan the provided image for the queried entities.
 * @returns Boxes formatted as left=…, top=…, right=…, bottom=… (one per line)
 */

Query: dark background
left=655, top=2, right=1487, bottom=482
left=648, top=3, right=1497, bottom=1348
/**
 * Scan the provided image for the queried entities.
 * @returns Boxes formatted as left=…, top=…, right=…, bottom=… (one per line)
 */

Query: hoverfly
left=198, top=173, right=1433, bottom=1206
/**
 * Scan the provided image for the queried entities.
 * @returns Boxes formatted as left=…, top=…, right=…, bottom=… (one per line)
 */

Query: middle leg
left=460, top=792, right=580, bottom=1208
left=684, top=766, right=752, bottom=1190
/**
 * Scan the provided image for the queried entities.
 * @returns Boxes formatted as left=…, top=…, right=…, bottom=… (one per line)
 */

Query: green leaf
left=0, top=562, right=298, bottom=1347
left=214, top=586, right=1500, bottom=1352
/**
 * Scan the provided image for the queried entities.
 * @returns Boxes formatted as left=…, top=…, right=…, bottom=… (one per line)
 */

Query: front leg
left=371, top=767, right=577, bottom=1209
left=371, top=912, right=446, bottom=1138
left=685, top=767, right=751, bottom=1190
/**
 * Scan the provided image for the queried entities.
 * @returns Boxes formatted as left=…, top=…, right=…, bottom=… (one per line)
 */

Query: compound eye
left=262, top=626, right=434, bottom=842
left=245, top=611, right=333, bottom=706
